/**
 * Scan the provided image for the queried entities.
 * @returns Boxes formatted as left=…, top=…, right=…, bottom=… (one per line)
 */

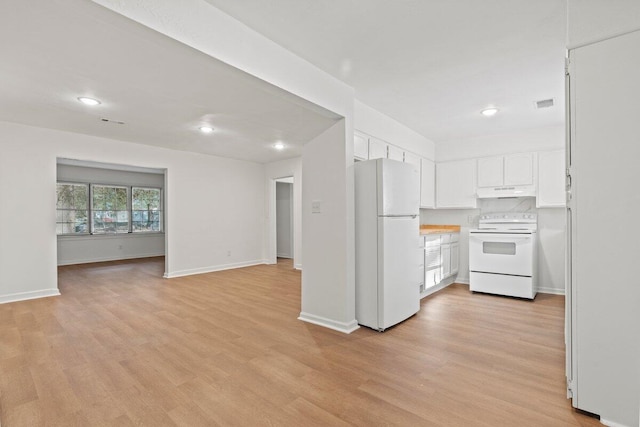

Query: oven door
left=469, top=232, right=534, bottom=276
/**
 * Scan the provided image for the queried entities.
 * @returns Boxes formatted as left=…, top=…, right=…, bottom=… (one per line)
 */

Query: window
left=56, top=183, right=89, bottom=234
left=56, top=182, right=163, bottom=235
left=132, top=187, right=162, bottom=232
left=91, top=185, right=129, bottom=234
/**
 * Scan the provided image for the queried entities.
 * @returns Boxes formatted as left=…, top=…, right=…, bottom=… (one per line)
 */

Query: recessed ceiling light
left=199, top=126, right=214, bottom=134
left=481, top=107, right=499, bottom=117
left=77, top=97, right=101, bottom=106
left=274, top=142, right=285, bottom=150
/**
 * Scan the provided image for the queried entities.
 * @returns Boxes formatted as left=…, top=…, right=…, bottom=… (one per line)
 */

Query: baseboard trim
left=298, top=312, right=359, bottom=334
left=420, top=276, right=456, bottom=299
left=455, top=276, right=470, bottom=285
left=601, top=418, right=631, bottom=427
left=537, top=286, right=565, bottom=295
left=164, top=259, right=267, bottom=278
left=58, top=252, right=165, bottom=266
left=0, top=288, right=60, bottom=304
left=294, top=263, right=302, bottom=271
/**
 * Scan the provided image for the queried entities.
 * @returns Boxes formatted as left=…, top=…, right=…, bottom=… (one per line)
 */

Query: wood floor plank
left=0, top=257, right=603, bottom=426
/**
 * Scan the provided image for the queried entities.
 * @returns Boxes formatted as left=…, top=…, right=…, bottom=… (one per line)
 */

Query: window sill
left=57, top=232, right=165, bottom=241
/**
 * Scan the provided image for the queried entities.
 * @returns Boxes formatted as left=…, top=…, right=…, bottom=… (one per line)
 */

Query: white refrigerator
left=355, top=158, right=420, bottom=331
left=566, top=30, right=640, bottom=427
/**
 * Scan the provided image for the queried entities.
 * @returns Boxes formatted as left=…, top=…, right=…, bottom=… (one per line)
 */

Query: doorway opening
left=55, top=158, right=168, bottom=277
left=275, top=177, right=294, bottom=263
left=268, top=174, right=299, bottom=269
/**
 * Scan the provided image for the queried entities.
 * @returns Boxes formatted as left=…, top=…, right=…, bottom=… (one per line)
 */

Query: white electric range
left=468, top=212, right=537, bottom=299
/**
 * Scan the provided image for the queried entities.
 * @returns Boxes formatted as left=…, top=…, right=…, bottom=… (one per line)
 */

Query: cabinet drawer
left=450, top=233, right=459, bottom=243
left=441, top=234, right=451, bottom=244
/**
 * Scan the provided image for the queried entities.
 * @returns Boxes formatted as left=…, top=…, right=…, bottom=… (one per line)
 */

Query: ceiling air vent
left=100, top=118, right=125, bottom=125
left=535, top=98, right=554, bottom=109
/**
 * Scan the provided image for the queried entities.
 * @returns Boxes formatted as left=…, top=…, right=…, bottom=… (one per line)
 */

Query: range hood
left=477, top=185, right=536, bottom=199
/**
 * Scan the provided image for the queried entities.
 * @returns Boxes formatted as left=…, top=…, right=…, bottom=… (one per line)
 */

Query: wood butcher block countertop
left=420, top=224, right=461, bottom=235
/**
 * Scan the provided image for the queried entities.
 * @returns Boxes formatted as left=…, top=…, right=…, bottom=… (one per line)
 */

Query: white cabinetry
left=404, top=152, right=421, bottom=168
left=477, top=156, right=504, bottom=187
left=422, top=233, right=459, bottom=294
left=436, top=159, right=477, bottom=208
left=505, top=153, right=534, bottom=185
left=354, top=132, right=369, bottom=161
left=420, top=158, right=435, bottom=208
left=451, top=241, right=459, bottom=275
left=441, top=240, right=451, bottom=278
left=477, top=153, right=534, bottom=188
left=424, top=235, right=442, bottom=290
left=368, top=137, right=387, bottom=160
left=387, top=145, right=404, bottom=162
left=537, top=150, right=565, bottom=207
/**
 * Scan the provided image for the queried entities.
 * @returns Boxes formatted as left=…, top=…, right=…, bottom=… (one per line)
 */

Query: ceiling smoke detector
left=535, top=98, right=555, bottom=109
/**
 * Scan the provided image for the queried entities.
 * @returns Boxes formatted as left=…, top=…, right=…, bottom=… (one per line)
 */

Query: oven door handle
left=470, top=235, right=532, bottom=243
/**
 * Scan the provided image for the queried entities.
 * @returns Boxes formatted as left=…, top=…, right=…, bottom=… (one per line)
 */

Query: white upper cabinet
left=504, top=153, right=534, bottom=186
left=354, top=132, right=369, bottom=161
left=387, top=144, right=404, bottom=162
left=537, top=150, right=566, bottom=207
left=436, top=159, right=477, bottom=208
left=477, top=156, right=504, bottom=187
left=477, top=153, right=534, bottom=187
left=420, top=158, right=435, bottom=208
left=403, top=152, right=421, bottom=168
left=368, top=137, right=387, bottom=160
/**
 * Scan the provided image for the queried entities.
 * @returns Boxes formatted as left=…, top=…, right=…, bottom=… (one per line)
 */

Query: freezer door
left=378, top=216, right=420, bottom=329
left=378, top=159, right=420, bottom=216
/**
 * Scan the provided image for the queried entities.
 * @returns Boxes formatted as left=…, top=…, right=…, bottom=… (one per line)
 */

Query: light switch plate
left=312, top=200, right=322, bottom=214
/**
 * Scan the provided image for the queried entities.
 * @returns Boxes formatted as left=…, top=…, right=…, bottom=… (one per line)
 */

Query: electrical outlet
left=118, top=244, right=123, bottom=250
left=467, top=215, right=475, bottom=225
left=227, top=250, right=231, bottom=257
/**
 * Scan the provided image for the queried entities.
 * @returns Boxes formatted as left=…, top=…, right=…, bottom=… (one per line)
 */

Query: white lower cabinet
left=451, top=242, right=459, bottom=275
left=441, top=237, right=451, bottom=278
left=422, top=233, right=459, bottom=294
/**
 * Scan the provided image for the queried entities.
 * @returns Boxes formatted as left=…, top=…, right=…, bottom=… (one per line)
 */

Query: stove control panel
left=479, top=212, right=537, bottom=223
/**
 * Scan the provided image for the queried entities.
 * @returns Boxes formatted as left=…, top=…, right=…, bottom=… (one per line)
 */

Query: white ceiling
left=205, top=0, right=568, bottom=143
left=0, top=0, right=340, bottom=163
left=1, top=0, right=568, bottom=164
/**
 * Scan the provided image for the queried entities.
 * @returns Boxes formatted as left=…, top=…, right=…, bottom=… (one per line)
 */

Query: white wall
left=276, top=182, right=293, bottom=259
left=56, top=163, right=165, bottom=265
left=0, top=121, right=266, bottom=303
left=265, top=157, right=303, bottom=269
left=57, top=234, right=165, bottom=266
left=436, top=125, right=565, bottom=162
left=300, top=119, right=358, bottom=333
left=354, top=100, right=436, bottom=160
left=568, top=0, right=640, bottom=48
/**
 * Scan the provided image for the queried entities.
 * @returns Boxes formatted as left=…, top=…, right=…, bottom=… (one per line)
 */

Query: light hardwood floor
left=0, top=257, right=600, bottom=426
